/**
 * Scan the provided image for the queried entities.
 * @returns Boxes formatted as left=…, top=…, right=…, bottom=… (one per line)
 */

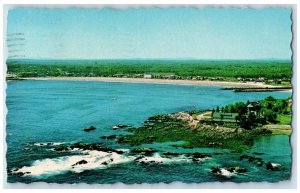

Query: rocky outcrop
left=227, top=166, right=247, bottom=173
left=54, top=142, right=124, bottom=154
left=210, top=167, right=222, bottom=174
left=170, top=112, right=199, bottom=128
left=112, top=125, right=129, bottom=130
left=239, top=154, right=264, bottom=166
left=130, top=148, right=157, bottom=156
left=72, top=160, right=88, bottom=167
left=266, top=162, right=281, bottom=171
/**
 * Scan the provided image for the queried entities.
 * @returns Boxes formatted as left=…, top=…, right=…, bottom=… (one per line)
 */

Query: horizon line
left=6, top=58, right=292, bottom=61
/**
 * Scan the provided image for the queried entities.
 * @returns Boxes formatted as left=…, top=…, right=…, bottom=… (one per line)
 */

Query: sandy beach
left=21, top=77, right=278, bottom=88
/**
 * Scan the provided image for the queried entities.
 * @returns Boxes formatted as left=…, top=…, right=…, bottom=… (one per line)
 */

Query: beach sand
left=22, top=77, right=277, bottom=88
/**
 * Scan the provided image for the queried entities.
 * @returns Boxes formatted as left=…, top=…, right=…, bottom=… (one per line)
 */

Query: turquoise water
left=6, top=80, right=292, bottom=183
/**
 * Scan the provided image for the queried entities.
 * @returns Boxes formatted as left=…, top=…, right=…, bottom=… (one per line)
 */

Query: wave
left=135, top=153, right=207, bottom=164
left=33, top=142, right=65, bottom=147
left=11, top=143, right=211, bottom=177
left=12, top=150, right=133, bottom=177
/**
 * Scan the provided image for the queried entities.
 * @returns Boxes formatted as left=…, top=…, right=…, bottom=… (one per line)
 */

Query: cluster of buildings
left=104, top=74, right=288, bottom=85
left=236, top=77, right=290, bottom=85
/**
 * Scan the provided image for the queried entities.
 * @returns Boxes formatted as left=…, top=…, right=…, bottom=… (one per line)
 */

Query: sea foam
left=12, top=150, right=133, bottom=177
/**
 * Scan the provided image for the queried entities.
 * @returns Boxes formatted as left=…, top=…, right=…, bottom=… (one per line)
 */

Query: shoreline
left=21, top=77, right=279, bottom=88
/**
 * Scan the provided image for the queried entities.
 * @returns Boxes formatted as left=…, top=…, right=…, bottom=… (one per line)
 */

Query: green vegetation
left=270, top=129, right=292, bottom=135
left=117, top=114, right=271, bottom=152
left=277, top=114, right=292, bottom=125
left=116, top=97, right=291, bottom=152
left=7, top=59, right=292, bottom=80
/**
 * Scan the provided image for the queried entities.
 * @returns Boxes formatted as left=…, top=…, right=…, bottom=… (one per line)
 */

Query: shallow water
left=6, top=80, right=292, bottom=183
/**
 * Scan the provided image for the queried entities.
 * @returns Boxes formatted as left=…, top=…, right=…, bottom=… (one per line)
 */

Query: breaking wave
left=12, top=150, right=133, bottom=177
left=11, top=143, right=211, bottom=177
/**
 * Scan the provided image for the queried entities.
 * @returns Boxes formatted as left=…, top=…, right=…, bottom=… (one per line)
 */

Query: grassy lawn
left=277, top=114, right=292, bottom=125
left=271, top=129, right=292, bottom=135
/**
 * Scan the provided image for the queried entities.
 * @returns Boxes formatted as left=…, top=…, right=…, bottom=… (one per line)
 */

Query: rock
left=210, top=167, right=221, bottom=174
left=196, top=115, right=205, bottom=121
left=100, top=135, right=117, bottom=140
left=15, top=171, right=31, bottom=177
left=257, top=161, right=264, bottom=166
left=72, top=160, right=88, bottom=166
left=115, top=150, right=124, bottom=154
left=134, top=156, right=145, bottom=161
left=266, top=162, right=273, bottom=170
left=227, top=166, right=247, bottom=173
left=113, top=124, right=128, bottom=130
left=84, top=126, right=96, bottom=132
left=192, top=152, right=211, bottom=159
left=239, top=154, right=250, bottom=160
left=107, top=135, right=117, bottom=139
left=266, top=162, right=281, bottom=171
left=102, top=161, right=108, bottom=165
left=131, top=148, right=157, bottom=156
left=163, top=152, right=180, bottom=156
left=117, top=124, right=128, bottom=128
left=54, top=146, right=70, bottom=152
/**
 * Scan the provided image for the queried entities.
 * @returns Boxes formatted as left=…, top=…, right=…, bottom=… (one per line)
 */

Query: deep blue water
left=6, top=80, right=292, bottom=184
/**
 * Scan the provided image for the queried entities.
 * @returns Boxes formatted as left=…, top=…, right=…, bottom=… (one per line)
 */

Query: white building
left=143, top=74, right=152, bottom=79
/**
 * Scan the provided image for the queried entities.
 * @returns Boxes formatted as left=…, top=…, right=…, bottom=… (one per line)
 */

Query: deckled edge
left=2, top=4, right=297, bottom=189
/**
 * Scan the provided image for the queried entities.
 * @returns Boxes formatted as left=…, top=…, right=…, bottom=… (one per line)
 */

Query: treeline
left=6, top=59, right=292, bottom=79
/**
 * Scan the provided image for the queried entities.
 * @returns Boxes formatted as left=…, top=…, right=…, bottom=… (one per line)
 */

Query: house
left=274, top=79, right=282, bottom=84
left=247, top=104, right=254, bottom=109
left=211, top=112, right=238, bottom=123
left=143, top=74, right=152, bottom=79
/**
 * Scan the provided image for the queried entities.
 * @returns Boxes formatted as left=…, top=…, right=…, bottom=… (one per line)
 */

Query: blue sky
left=7, top=7, right=292, bottom=60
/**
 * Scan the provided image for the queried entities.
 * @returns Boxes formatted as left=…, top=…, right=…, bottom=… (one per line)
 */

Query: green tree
left=263, top=109, right=277, bottom=123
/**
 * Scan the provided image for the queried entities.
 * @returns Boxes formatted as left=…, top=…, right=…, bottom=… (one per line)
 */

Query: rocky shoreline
left=9, top=141, right=283, bottom=178
left=110, top=113, right=272, bottom=151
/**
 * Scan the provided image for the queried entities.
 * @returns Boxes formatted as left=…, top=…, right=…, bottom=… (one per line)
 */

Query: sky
left=6, top=7, right=292, bottom=60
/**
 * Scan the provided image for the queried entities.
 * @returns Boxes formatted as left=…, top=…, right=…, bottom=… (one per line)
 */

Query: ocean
left=6, top=80, right=292, bottom=184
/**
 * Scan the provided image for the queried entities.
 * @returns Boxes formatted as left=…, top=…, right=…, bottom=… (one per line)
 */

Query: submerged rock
left=100, top=135, right=117, bottom=140
left=84, top=126, right=96, bottom=132
left=239, top=154, right=264, bottom=166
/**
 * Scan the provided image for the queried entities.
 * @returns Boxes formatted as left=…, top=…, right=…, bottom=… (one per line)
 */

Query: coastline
left=21, top=77, right=277, bottom=88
